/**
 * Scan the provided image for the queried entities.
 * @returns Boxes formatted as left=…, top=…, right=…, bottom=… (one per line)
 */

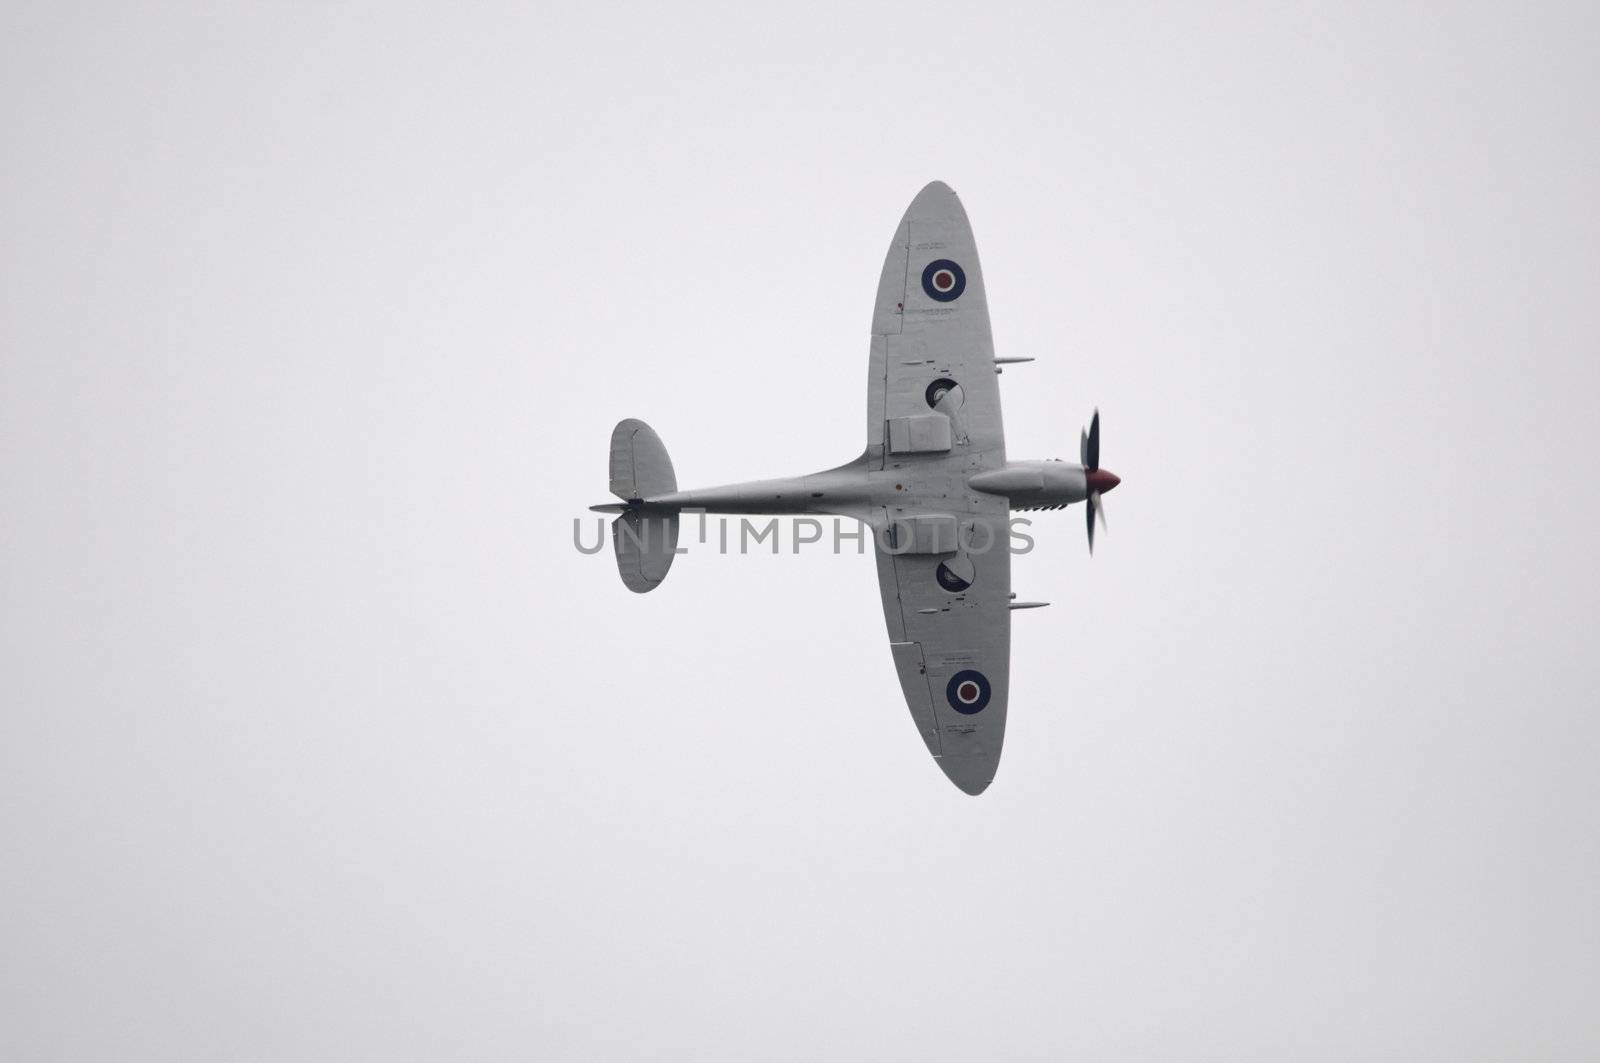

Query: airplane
left=592, top=181, right=1120, bottom=795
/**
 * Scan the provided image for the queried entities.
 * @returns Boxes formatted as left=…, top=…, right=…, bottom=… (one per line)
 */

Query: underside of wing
left=873, top=498, right=1012, bottom=795
left=864, top=183, right=1014, bottom=795
left=866, top=181, right=1006, bottom=471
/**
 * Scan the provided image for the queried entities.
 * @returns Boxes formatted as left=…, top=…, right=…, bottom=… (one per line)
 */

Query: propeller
left=1086, top=486, right=1108, bottom=553
left=1080, top=409, right=1119, bottom=554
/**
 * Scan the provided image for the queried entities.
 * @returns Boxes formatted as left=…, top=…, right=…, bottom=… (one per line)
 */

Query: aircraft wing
left=873, top=499, right=1011, bottom=795
left=866, top=181, right=1005, bottom=468
left=865, top=182, right=1012, bottom=794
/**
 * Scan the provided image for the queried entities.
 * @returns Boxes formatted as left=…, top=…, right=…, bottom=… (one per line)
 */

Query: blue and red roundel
left=945, top=669, right=991, bottom=714
left=921, top=259, right=966, bottom=302
left=936, top=560, right=973, bottom=592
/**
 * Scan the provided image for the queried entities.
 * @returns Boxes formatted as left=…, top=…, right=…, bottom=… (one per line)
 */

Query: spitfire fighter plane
left=594, top=181, right=1120, bottom=795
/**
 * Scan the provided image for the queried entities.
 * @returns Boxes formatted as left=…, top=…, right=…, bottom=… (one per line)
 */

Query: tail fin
left=606, top=419, right=679, bottom=593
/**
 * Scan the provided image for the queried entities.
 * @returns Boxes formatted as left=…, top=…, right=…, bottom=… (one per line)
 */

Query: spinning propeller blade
left=1080, top=409, right=1117, bottom=554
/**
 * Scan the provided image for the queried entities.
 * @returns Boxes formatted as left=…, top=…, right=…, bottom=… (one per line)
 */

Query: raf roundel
left=920, top=259, right=967, bottom=303
left=936, top=560, right=973, bottom=592
left=945, top=669, right=992, bottom=715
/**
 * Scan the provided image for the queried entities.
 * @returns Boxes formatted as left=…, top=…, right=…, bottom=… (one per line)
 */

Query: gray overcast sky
left=4, top=2, right=1599, bottom=1060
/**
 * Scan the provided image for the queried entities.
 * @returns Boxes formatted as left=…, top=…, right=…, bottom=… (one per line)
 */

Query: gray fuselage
left=641, top=456, right=1091, bottom=519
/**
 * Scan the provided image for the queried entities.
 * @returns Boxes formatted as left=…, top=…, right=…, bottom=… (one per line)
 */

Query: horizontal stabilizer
left=610, top=418, right=676, bottom=501
left=613, top=510, right=679, bottom=593
left=606, top=419, right=680, bottom=592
